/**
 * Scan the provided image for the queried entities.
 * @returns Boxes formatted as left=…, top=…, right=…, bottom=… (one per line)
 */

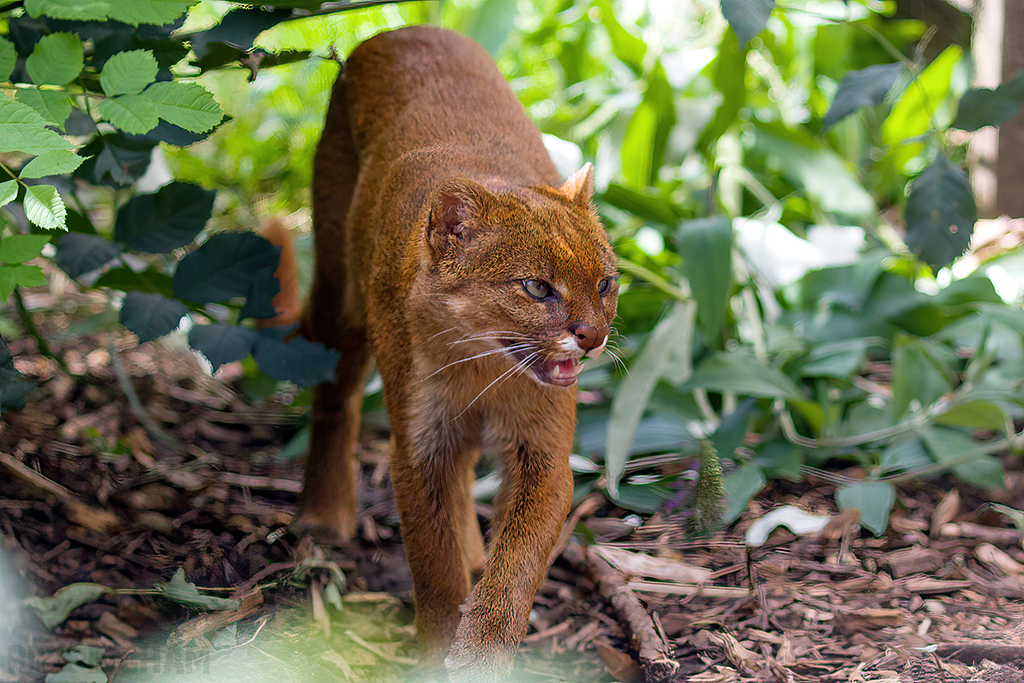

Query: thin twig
left=14, top=288, right=76, bottom=378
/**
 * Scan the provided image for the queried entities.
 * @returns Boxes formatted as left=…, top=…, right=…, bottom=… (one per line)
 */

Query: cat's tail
left=256, top=218, right=303, bottom=329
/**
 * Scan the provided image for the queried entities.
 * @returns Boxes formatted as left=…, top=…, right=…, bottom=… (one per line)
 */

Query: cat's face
left=422, top=167, right=618, bottom=387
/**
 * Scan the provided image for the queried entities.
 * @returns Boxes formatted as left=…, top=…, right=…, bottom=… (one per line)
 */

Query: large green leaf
left=24, top=0, right=110, bottom=21
left=110, top=0, right=197, bottom=26
left=188, top=323, right=258, bottom=372
left=15, top=89, right=74, bottom=127
left=890, top=334, right=955, bottom=420
left=621, top=62, right=675, bottom=188
left=904, top=154, right=975, bottom=269
left=0, top=37, right=16, bottom=83
left=53, top=233, right=123, bottom=278
left=952, top=71, right=1024, bottom=131
left=114, top=182, right=215, bottom=254
left=919, top=426, right=1005, bottom=490
left=173, top=232, right=278, bottom=304
left=253, top=328, right=341, bottom=387
left=120, top=292, right=188, bottom=343
left=822, top=63, right=903, bottom=131
left=0, top=98, right=72, bottom=155
left=143, top=81, right=223, bottom=134
left=606, top=303, right=693, bottom=497
left=0, top=234, right=52, bottom=263
left=698, top=30, right=748, bottom=152
left=683, top=350, right=804, bottom=401
left=20, top=149, right=85, bottom=179
left=25, top=33, right=84, bottom=86
left=23, top=184, right=67, bottom=230
left=100, top=49, right=159, bottom=96
left=96, top=94, right=160, bottom=135
left=720, top=0, right=775, bottom=48
left=678, top=216, right=733, bottom=347
left=835, top=481, right=894, bottom=536
left=0, top=264, right=47, bottom=302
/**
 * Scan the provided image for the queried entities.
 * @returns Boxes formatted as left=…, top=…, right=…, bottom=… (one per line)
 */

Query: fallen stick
left=561, top=540, right=681, bottom=683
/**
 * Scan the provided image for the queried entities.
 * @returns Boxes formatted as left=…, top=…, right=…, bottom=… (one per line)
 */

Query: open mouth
left=505, top=343, right=583, bottom=387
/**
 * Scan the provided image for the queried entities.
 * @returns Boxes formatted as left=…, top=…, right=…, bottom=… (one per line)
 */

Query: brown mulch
left=2, top=292, right=1024, bottom=683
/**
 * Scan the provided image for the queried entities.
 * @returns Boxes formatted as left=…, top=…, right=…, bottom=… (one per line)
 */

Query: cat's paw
left=290, top=506, right=357, bottom=546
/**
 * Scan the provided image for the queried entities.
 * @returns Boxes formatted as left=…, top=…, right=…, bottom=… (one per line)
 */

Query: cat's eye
left=598, top=277, right=614, bottom=296
left=522, top=279, right=552, bottom=299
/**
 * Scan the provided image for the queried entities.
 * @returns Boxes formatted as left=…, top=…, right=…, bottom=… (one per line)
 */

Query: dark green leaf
left=952, top=71, right=1024, bottom=131
left=115, top=182, right=215, bottom=253
left=252, top=327, right=340, bottom=387
left=722, top=463, right=765, bottom=523
left=173, top=232, right=277, bottom=304
left=720, top=0, right=775, bottom=48
left=75, top=134, right=157, bottom=187
left=822, top=63, right=903, bottom=130
left=904, top=154, right=975, bottom=268
left=187, top=6, right=293, bottom=60
left=835, top=481, right=894, bottom=535
left=890, top=335, right=954, bottom=420
left=678, top=216, right=733, bottom=347
left=188, top=324, right=258, bottom=372
left=94, top=266, right=174, bottom=297
left=120, top=292, right=188, bottom=343
left=710, top=398, right=756, bottom=461
left=53, top=232, right=123, bottom=278
left=600, top=183, right=682, bottom=225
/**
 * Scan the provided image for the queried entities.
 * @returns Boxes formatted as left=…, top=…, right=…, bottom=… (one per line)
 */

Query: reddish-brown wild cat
left=277, top=25, right=619, bottom=682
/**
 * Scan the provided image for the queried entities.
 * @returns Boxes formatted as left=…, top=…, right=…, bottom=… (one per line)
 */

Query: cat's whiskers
left=447, top=331, right=531, bottom=346
left=418, top=343, right=534, bottom=383
left=455, top=351, right=540, bottom=420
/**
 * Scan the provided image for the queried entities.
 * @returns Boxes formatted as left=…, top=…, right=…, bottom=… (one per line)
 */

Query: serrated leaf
left=952, top=71, right=1024, bottom=131
left=0, top=98, right=72, bottom=155
left=96, top=94, right=159, bottom=135
left=143, top=81, right=222, bottom=133
left=0, top=180, right=17, bottom=210
left=23, top=184, right=67, bottom=230
left=155, top=568, right=240, bottom=611
left=109, top=0, right=197, bottom=26
left=822, top=63, right=903, bottom=131
left=720, top=0, right=774, bottom=48
left=904, top=154, right=975, bottom=268
left=100, top=49, right=159, bottom=96
left=678, top=216, right=733, bottom=347
left=0, top=234, right=52, bottom=263
left=114, top=182, right=215, bottom=253
left=21, top=150, right=85, bottom=179
left=26, top=33, right=84, bottom=86
left=120, top=292, right=188, bottom=343
left=188, top=324, right=258, bottom=372
left=15, top=89, right=74, bottom=127
left=0, top=37, right=15, bottom=83
left=173, top=232, right=279, bottom=304
left=0, top=264, right=47, bottom=302
left=835, top=481, right=894, bottom=536
left=22, top=582, right=112, bottom=629
left=252, top=328, right=340, bottom=387
left=53, top=232, right=123, bottom=277
left=24, top=0, right=111, bottom=21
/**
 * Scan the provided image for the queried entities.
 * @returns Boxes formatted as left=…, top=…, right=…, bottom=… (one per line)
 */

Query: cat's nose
left=569, top=323, right=605, bottom=353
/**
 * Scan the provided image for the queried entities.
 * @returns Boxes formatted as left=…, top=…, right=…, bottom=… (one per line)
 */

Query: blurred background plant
left=2, top=0, right=1023, bottom=535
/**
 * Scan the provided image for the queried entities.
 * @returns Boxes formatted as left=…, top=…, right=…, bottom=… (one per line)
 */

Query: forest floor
left=2, top=286, right=1024, bottom=683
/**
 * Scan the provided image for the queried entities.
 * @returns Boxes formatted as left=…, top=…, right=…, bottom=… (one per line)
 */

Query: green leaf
left=120, top=292, right=188, bottom=343
left=678, top=216, right=733, bottom=347
left=683, top=350, right=804, bottom=401
left=799, top=338, right=870, bottom=378
left=720, top=0, right=775, bottom=48
left=466, top=0, right=518, bottom=56
left=109, top=0, right=197, bottom=26
left=0, top=180, right=17, bottom=210
left=0, top=37, right=15, bottom=83
left=15, top=89, right=74, bottom=127
left=155, top=568, right=240, bottom=611
left=936, top=400, right=1008, bottom=431
left=94, top=266, right=174, bottom=297
left=0, top=264, right=47, bottom=301
left=904, top=154, right=975, bottom=269
left=23, top=184, right=67, bottom=230
left=594, top=0, right=646, bottom=74
left=173, top=232, right=278, bottom=304
left=100, top=49, right=159, bottom=97
left=24, top=0, right=111, bottom=21
left=21, top=150, right=85, bottom=179
left=835, top=481, right=894, bottom=536
left=143, top=81, right=223, bottom=133
left=252, top=328, right=341, bottom=387
left=0, top=98, right=72, bottom=155
left=822, top=63, right=903, bottom=131
left=722, top=462, right=765, bottom=524
left=188, top=323, right=258, bottom=372
left=22, top=582, right=112, bottom=629
left=45, top=663, right=108, bottom=683
left=622, top=62, right=675, bottom=188
left=952, top=71, right=1024, bottom=131
left=919, top=426, right=1005, bottom=490
left=26, top=33, right=84, bottom=86
left=891, top=335, right=954, bottom=420
left=96, top=94, right=159, bottom=135
left=699, top=30, right=748, bottom=152
left=114, top=182, right=215, bottom=254
left=0, top=234, right=52, bottom=263
left=53, top=233, right=123, bottom=278
left=605, top=303, right=693, bottom=497
left=63, top=645, right=105, bottom=667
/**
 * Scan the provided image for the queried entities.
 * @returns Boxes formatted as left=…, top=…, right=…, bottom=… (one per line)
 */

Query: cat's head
left=421, top=164, right=618, bottom=387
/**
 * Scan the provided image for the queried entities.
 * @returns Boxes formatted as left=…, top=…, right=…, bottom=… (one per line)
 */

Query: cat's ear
left=427, top=178, right=493, bottom=250
left=560, top=163, right=594, bottom=206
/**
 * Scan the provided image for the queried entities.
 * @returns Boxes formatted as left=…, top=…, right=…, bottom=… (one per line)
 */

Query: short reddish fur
left=278, top=26, right=619, bottom=682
